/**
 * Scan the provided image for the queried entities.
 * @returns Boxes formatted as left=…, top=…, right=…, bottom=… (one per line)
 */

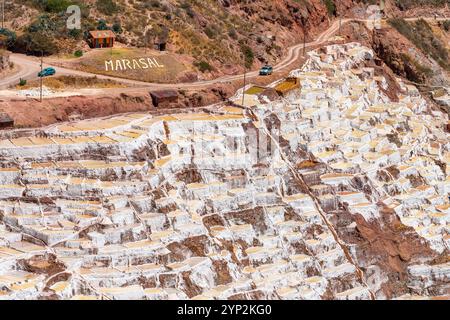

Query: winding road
left=0, top=18, right=347, bottom=92
left=0, top=17, right=445, bottom=94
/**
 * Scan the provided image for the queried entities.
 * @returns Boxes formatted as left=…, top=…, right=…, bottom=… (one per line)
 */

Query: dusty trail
left=0, top=18, right=346, bottom=92
left=0, top=17, right=444, bottom=96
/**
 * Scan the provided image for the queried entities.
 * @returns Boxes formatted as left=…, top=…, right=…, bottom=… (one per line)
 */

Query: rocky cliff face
left=0, top=84, right=235, bottom=128
left=340, top=20, right=449, bottom=88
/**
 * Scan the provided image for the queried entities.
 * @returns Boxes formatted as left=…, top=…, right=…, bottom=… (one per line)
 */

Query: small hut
left=0, top=113, right=14, bottom=129
left=150, top=90, right=178, bottom=108
left=88, top=30, right=116, bottom=49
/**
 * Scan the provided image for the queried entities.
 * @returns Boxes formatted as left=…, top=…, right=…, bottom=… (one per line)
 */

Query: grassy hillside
left=2, top=0, right=447, bottom=77
left=393, top=0, right=449, bottom=10
left=388, top=18, right=449, bottom=70
left=2, top=0, right=335, bottom=74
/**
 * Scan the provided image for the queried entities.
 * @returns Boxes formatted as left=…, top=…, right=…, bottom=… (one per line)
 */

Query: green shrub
left=29, top=0, right=84, bottom=13
left=393, top=0, right=447, bottom=11
left=0, top=28, right=17, bottom=49
left=28, top=14, right=58, bottom=33
left=228, top=28, right=238, bottom=40
left=68, top=28, right=82, bottom=39
left=180, top=2, right=195, bottom=18
left=97, top=19, right=109, bottom=30
left=16, top=32, right=58, bottom=56
left=112, top=22, right=123, bottom=34
left=322, top=0, right=336, bottom=16
left=204, top=27, right=217, bottom=39
left=389, top=18, right=449, bottom=69
left=194, top=60, right=214, bottom=73
left=96, top=0, right=118, bottom=16
left=400, top=53, right=433, bottom=83
left=19, top=78, right=27, bottom=86
left=74, top=50, right=83, bottom=57
left=43, top=0, right=72, bottom=13
left=240, top=44, right=254, bottom=69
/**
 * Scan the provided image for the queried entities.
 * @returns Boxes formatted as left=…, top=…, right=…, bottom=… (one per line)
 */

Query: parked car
left=38, top=67, right=56, bottom=78
left=259, top=65, right=273, bottom=76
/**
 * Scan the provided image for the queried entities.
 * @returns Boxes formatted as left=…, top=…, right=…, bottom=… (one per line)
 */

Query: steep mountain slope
left=2, top=0, right=337, bottom=74
left=0, top=1, right=448, bottom=82
left=339, top=18, right=450, bottom=97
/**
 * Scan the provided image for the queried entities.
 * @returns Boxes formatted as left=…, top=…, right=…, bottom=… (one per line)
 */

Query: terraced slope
left=0, top=43, right=448, bottom=300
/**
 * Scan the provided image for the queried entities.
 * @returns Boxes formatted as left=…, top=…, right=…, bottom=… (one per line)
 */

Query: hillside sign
left=105, top=57, right=165, bottom=72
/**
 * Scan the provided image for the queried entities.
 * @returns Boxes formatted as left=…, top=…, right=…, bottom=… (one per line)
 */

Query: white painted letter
left=105, top=60, right=114, bottom=71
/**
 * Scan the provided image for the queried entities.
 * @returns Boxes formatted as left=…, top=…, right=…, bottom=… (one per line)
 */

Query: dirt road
left=0, top=17, right=443, bottom=94
left=0, top=19, right=347, bottom=92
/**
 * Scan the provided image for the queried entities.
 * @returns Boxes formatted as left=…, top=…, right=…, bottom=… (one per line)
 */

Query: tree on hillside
left=240, top=43, right=254, bottom=69
left=97, top=19, right=109, bottom=30
left=0, top=28, right=17, bottom=49
left=16, top=31, right=58, bottom=56
left=0, top=35, right=7, bottom=49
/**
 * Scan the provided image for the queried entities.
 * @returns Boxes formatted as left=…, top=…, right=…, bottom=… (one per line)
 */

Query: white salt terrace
left=0, top=43, right=447, bottom=300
